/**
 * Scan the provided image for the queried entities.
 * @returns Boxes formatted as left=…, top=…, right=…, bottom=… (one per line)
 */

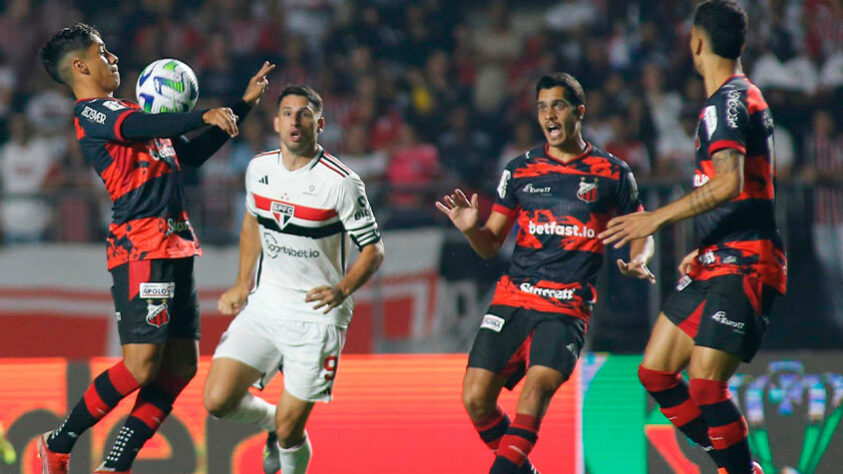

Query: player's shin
left=689, top=378, right=752, bottom=474
left=47, top=360, right=140, bottom=454
left=638, top=366, right=722, bottom=461
left=100, top=368, right=191, bottom=470
left=490, top=413, right=540, bottom=474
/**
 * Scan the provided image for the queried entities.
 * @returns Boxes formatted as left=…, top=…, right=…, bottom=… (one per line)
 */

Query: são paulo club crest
left=577, top=177, right=598, bottom=203
left=271, top=201, right=295, bottom=229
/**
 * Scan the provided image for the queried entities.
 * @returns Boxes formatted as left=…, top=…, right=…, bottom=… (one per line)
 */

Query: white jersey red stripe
left=244, top=147, right=381, bottom=327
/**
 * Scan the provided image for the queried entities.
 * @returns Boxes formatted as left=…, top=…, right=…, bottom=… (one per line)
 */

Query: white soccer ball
left=135, top=58, right=199, bottom=113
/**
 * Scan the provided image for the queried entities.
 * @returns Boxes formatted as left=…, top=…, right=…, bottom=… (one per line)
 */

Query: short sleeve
left=337, top=174, right=381, bottom=249
left=703, top=89, right=749, bottom=156
left=615, top=163, right=644, bottom=216
left=75, top=99, right=138, bottom=142
left=492, top=162, right=519, bottom=217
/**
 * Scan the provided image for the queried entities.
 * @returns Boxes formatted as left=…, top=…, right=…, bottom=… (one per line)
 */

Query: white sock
left=278, top=431, right=311, bottom=474
left=222, top=392, right=276, bottom=432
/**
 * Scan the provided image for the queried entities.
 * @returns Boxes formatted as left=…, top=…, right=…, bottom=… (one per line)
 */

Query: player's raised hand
left=616, top=257, right=656, bottom=284
left=242, top=61, right=276, bottom=106
left=435, top=189, right=480, bottom=233
left=306, top=286, right=348, bottom=314
left=678, top=249, right=700, bottom=276
left=218, top=284, right=250, bottom=315
left=203, top=107, right=239, bottom=137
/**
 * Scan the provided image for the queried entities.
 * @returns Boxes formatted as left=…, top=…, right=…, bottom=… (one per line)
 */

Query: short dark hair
left=693, top=0, right=747, bottom=60
left=41, top=23, right=101, bottom=85
left=277, top=85, right=323, bottom=115
left=535, top=73, right=586, bottom=108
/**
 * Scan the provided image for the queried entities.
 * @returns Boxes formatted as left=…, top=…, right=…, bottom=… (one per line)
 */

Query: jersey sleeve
left=492, top=161, right=519, bottom=217
left=703, top=90, right=749, bottom=156
left=244, top=161, right=258, bottom=216
left=615, top=163, right=644, bottom=215
left=337, top=174, right=381, bottom=250
left=75, top=100, right=139, bottom=142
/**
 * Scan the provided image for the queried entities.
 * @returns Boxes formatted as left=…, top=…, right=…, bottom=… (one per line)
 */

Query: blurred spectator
left=800, top=109, right=843, bottom=328
left=655, top=105, right=697, bottom=181
left=499, top=119, right=539, bottom=172
left=472, top=0, right=523, bottom=114
left=436, top=105, right=493, bottom=191
left=386, top=123, right=440, bottom=216
left=342, top=122, right=387, bottom=183
left=0, top=114, right=60, bottom=244
left=605, top=112, right=650, bottom=177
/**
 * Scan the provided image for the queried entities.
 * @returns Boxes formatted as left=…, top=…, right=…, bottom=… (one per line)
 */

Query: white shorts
left=212, top=306, right=347, bottom=402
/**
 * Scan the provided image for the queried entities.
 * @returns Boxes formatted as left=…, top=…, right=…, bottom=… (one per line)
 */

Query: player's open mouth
left=290, top=129, right=301, bottom=140
left=546, top=123, right=561, bottom=138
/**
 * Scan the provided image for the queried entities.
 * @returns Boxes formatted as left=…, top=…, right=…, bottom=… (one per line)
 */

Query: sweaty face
left=536, top=86, right=581, bottom=148
left=274, top=94, right=323, bottom=154
left=84, top=36, right=120, bottom=92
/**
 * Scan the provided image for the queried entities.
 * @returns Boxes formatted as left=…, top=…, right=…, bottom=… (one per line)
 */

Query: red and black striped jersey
left=490, top=143, right=643, bottom=323
left=74, top=98, right=201, bottom=270
left=692, top=75, right=787, bottom=294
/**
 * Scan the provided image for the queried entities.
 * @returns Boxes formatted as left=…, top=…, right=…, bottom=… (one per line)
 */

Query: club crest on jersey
left=146, top=302, right=169, bottom=328
left=577, top=178, right=598, bottom=203
left=271, top=201, right=295, bottom=228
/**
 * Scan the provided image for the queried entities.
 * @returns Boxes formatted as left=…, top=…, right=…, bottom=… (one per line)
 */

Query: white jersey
left=244, top=147, right=380, bottom=327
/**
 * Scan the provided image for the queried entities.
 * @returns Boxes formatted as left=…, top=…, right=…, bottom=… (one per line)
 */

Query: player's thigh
left=467, top=306, right=534, bottom=388
left=516, top=365, right=568, bottom=418
left=204, top=357, right=264, bottom=413
left=528, top=315, right=586, bottom=383
left=276, top=321, right=346, bottom=403
left=687, top=346, right=741, bottom=382
left=641, top=313, right=695, bottom=373
left=161, top=337, right=199, bottom=379
left=212, top=314, right=283, bottom=390
left=462, top=367, right=508, bottom=407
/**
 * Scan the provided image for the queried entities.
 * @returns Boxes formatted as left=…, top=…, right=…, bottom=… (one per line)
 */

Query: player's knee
left=275, top=422, right=305, bottom=448
left=638, top=365, right=680, bottom=392
left=124, top=359, right=161, bottom=386
left=203, top=389, right=235, bottom=418
left=462, top=386, right=494, bottom=419
left=169, top=362, right=198, bottom=381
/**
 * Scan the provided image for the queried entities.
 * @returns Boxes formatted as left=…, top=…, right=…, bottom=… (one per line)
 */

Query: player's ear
left=273, top=116, right=280, bottom=134
left=576, top=104, right=585, bottom=120
left=317, top=116, right=325, bottom=134
left=71, top=57, right=89, bottom=75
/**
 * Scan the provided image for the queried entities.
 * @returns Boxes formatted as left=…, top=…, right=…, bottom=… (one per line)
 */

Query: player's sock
left=472, top=405, right=510, bottom=451
left=47, top=360, right=140, bottom=453
left=490, top=413, right=539, bottom=474
left=222, top=392, right=276, bottom=431
left=638, top=367, right=717, bottom=452
left=101, top=369, right=190, bottom=470
left=690, top=378, right=752, bottom=474
left=278, top=431, right=312, bottom=474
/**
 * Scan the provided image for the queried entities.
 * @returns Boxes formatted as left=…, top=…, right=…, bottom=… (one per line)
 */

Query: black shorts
left=110, top=257, right=200, bottom=345
left=467, top=305, right=586, bottom=390
left=662, top=273, right=777, bottom=362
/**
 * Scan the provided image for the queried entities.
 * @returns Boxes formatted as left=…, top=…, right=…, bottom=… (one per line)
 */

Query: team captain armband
left=338, top=174, right=381, bottom=250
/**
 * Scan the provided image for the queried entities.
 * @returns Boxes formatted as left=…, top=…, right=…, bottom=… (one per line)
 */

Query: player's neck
left=702, top=57, right=743, bottom=98
left=281, top=143, right=320, bottom=171
left=71, top=80, right=114, bottom=101
left=546, top=136, right=587, bottom=163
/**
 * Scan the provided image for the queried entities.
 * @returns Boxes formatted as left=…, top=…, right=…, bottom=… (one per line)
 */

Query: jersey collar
left=544, top=141, right=592, bottom=165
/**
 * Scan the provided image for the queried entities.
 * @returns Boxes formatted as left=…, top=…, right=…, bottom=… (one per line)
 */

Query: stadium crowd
left=0, top=0, right=841, bottom=242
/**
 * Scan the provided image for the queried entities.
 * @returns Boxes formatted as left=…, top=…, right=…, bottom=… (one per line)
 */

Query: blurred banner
left=0, top=354, right=840, bottom=473
left=0, top=229, right=445, bottom=357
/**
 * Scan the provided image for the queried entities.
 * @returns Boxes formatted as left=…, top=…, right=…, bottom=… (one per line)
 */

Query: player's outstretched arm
left=175, top=62, right=275, bottom=166
left=599, top=149, right=744, bottom=248
left=307, top=240, right=385, bottom=314
left=435, top=188, right=514, bottom=259
left=218, top=212, right=261, bottom=315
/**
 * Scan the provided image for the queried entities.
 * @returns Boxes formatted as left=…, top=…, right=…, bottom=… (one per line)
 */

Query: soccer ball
left=135, top=58, right=199, bottom=113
